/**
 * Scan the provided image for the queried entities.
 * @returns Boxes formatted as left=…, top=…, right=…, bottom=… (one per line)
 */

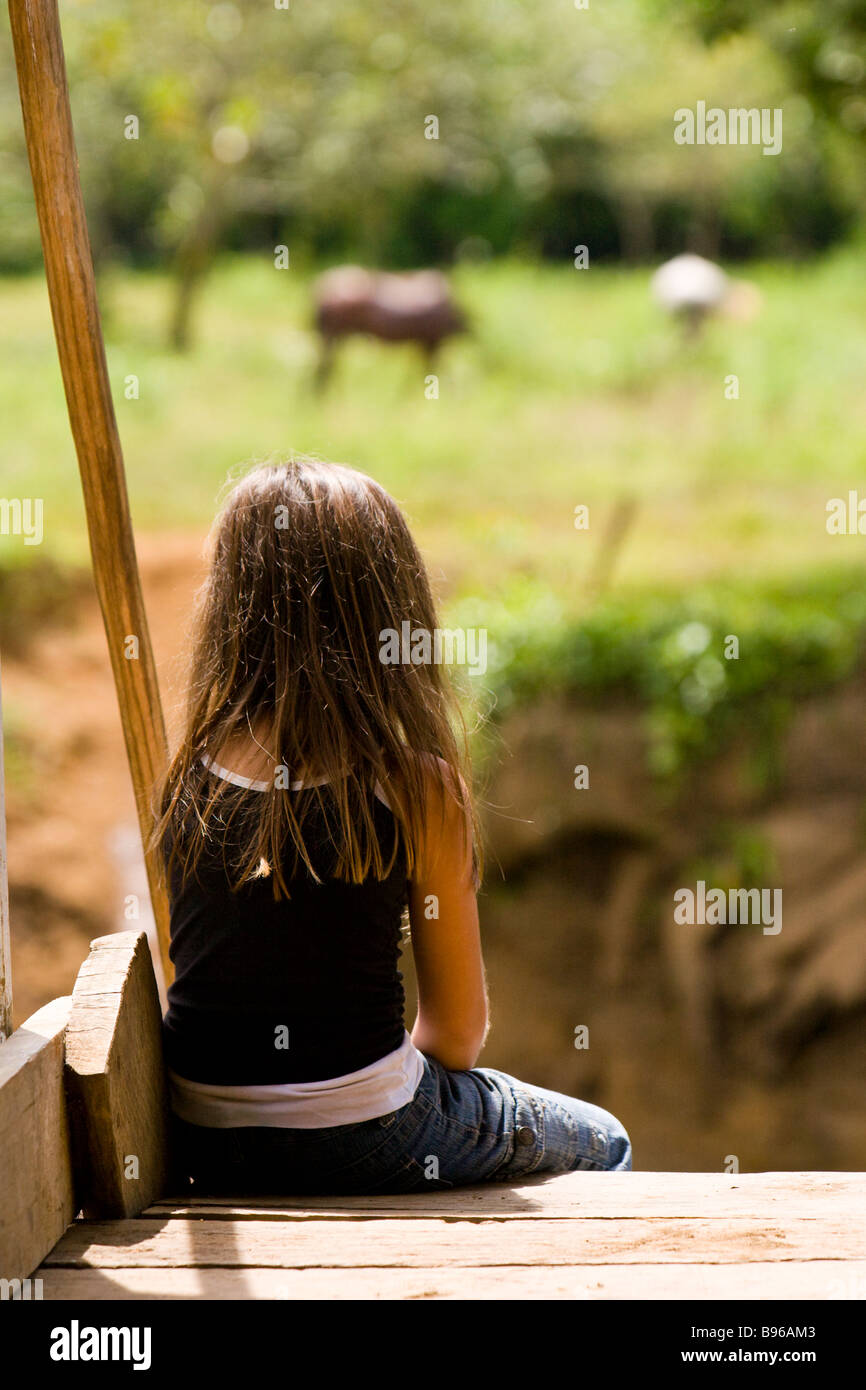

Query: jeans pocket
left=488, top=1089, right=545, bottom=1182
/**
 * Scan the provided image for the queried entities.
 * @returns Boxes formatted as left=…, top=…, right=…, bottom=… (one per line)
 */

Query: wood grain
left=33, top=1168, right=866, bottom=1299
left=144, top=1171, right=866, bottom=1223
left=43, top=1214, right=866, bottom=1269
left=37, top=1260, right=866, bottom=1302
left=64, top=932, right=170, bottom=1219
left=7, top=0, right=171, bottom=981
left=0, top=996, right=73, bottom=1280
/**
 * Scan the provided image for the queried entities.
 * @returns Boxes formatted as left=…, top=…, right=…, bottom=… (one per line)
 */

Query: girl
left=155, top=456, right=631, bottom=1195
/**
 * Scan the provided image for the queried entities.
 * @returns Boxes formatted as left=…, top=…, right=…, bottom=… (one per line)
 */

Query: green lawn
left=2, top=251, right=866, bottom=609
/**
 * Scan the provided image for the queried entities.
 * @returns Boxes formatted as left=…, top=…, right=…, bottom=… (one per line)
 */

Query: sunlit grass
left=2, top=251, right=866, bottom=608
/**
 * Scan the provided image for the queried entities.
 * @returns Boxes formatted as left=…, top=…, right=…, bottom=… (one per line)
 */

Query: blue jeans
left=170, top=1055, right=632, bottom=1194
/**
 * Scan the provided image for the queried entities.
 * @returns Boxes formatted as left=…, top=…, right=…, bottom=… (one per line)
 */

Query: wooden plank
left=0, top=996, right=73, bottom=1280
left=64, top=932, right=169, bottom=1219
left=145, top=1171, right=866, bottom=1222
left=7, top=0, right=172, bottom=982
left=42, top=1214, right=866, bottom=1268
left=35, top=1260, right=866, bottom=1302
left=0, top=660, right=11, bottom=1040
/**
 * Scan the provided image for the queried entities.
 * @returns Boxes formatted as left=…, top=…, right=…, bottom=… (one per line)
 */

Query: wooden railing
left=1, top=0, right=179, bottom=1286
left=7, top=0, right=173, bottom=982
left=0, top=932, right=169, bottom=1281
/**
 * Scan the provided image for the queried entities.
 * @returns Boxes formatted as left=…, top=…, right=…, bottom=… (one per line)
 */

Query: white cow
left=651, top=254, right=761, bottom=336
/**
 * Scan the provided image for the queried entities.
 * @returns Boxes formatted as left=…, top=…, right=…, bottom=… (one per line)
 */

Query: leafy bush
left=454, top=567, right=866, bottom=779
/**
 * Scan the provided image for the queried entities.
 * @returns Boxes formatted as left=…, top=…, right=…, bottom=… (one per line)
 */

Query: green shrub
left=456, top=566, right=866, bottom=780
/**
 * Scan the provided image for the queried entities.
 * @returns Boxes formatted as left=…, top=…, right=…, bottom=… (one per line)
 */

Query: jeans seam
left=490, top=1084, right=546, bottom=1179
left=524, top=1091, right=546, bottom=1174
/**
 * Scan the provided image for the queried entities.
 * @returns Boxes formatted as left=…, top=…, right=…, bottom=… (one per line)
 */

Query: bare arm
left=408, top=767, right=488, bottom=1071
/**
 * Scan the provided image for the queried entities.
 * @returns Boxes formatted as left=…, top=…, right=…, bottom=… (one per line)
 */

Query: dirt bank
left=3, top=534, right=206, bottom=1021
left=4, top=538, right=865, bottom=1172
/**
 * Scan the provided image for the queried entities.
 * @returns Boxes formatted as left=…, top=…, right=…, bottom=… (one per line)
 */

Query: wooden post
left=0, top=658, right=12, bottom=1041
left=8, top=0, right=173, bottom=983
left=65, top=933, right=170, bottom=1217
left=0, top=995, right=73, bottom=1279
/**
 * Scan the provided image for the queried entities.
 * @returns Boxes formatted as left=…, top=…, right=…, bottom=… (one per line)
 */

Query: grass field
left=2, top=251, right=866, bottom=613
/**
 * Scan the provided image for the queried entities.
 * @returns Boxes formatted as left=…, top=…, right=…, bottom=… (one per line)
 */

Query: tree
left=677, top=0, right=866, bottom=138
left=75, top=0, right=556, bottom=349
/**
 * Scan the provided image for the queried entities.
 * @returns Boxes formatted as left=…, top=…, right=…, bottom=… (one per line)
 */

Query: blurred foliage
left=675, top=1, right=866, bottom=214
left=0, top=0, right=861, bottom=288
left=462, top=566, right=866, bottom=779
left=686, top=823, right=780, bottom=894
left=679, top=0, right=866, bottom=130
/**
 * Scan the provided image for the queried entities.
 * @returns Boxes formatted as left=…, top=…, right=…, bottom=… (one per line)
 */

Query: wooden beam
left=143, top=1169, right=866, bottom=1222
left=0, top=996, right=73, bottom=1281
left=0, top=659, right=12, bottom=1040
left=35, top=1171, right=866, bottom=1300
left=7, top=0, right=172, bottom=983
left=42, top=1212, right=866, bottom=1269
left=64, top=932, right=170, bottom=1219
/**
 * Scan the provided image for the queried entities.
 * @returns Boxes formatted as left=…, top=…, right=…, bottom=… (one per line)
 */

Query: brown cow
left=312, top=266, right=466, bottom=387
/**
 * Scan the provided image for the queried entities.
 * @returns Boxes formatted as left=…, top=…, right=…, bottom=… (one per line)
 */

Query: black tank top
left=162, top=775, right=409, bottom=1085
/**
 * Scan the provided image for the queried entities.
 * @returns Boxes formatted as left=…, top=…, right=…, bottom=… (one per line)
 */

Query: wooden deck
left=6, top=940, right=865, bottom=1303
left=35, top=1170, right=866, bottom=1301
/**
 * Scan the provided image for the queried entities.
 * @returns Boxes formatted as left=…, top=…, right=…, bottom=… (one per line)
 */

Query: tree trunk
left=168, top=185, right=225, bottom=352
left=615, top=190, right=654, bottom=263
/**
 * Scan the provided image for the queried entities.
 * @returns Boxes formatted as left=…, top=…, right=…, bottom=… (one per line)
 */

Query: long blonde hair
left=152, top=456, right=478, bottom=899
